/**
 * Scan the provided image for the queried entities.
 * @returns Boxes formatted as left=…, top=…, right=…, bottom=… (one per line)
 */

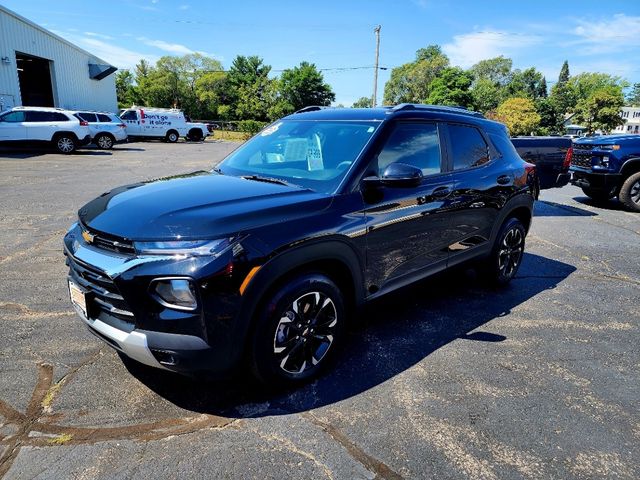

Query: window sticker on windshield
left=367, top=126, right=375, bottom=133
left=307, top=133, right=324, bottom=171
left=261, top=122, right=283, bottom=136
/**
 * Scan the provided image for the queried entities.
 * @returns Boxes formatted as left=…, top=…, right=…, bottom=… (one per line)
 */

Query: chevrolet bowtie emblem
left=81, top=230, right=94, bottom=244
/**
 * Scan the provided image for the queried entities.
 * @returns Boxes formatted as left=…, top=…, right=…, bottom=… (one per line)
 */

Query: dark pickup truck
left=570, top=135, right=640, bottom=212
left=511, top=136, right=572, bottom=190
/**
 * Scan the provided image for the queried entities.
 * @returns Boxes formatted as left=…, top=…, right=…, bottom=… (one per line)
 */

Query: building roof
left=0, top=4, right=113, bottom=67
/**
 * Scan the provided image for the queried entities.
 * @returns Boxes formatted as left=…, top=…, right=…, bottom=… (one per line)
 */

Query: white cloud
left=179, top=4, right=190, bottom=10
left=137, top=37, right=193, bottom=55
left=84, top=31, right=114, bottom=41
left=570, top=14, right=640, bottom=54
left=443, top=30, right=541, bottom=68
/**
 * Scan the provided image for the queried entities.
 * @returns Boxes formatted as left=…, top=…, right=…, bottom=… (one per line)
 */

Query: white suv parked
left=73, top=111, right=128, bottom=149
left=0, top=107, right=91, bottom=154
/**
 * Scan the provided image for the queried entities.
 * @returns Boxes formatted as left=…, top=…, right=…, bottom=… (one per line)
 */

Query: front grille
left=571, top=153, right=593, bottom=169
left=67, top=254, right=136, bottom=330
left=82, top=225, right=135, bottom=255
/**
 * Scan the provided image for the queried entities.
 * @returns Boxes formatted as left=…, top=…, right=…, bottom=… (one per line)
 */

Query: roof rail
left=295, top=106, right=326, bottom=114
left=390, top=103, right=484, bottom=118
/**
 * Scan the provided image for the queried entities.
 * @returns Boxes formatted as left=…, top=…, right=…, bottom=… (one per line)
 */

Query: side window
left=120, top=110, right=137, bottom=121
left=377, top=123, right=442, bottom=176
left=97, top=114, right=111, bottom=122
left=1, top=111, right=27, bottom=122
left=52, top=112, right=70, bottom=121
left=25, top=111, right=53, bottom=122
left=78, top=112, right=97, bottom=123
left=449, top=124, right=490, bottom=170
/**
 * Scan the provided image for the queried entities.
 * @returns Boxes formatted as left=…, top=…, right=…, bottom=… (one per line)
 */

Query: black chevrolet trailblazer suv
left=64, top=104, right=537, bottom=384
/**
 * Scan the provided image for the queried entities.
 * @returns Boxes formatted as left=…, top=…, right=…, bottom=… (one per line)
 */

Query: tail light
left=563, top=146, right=573, bottom=169
left=79, top=120, right=89, bottom=126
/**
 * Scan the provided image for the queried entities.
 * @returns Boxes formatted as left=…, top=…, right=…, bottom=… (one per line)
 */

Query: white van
left=119, top=107, right=209, bottom=142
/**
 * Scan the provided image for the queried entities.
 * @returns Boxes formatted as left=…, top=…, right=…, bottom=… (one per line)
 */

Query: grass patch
left=48, top=433, right=73, bottom=445
left=210, top=130, right=250, bottom=142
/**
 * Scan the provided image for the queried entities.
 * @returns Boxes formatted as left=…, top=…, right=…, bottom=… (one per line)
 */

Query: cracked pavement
left=0, top=141, right=639, bottom=479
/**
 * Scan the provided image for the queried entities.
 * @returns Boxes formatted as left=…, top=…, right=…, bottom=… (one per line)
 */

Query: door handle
left=497, top=175, right=511, bottom=185
left=432, top=186, right=452, bottom=198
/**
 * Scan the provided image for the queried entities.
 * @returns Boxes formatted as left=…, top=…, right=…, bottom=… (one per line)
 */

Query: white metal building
left=0, top=5, right=117, bottom=113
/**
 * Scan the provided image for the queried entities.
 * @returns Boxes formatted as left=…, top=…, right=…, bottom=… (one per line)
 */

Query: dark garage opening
left=16, top=53, right=54, bottom=107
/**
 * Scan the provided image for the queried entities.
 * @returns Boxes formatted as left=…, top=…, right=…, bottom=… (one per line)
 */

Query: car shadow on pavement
left=573, top=196, right=630, bottom=212
left=125, top=252, right=576, bottom=417
left=0, top=148, right=112, bottom=157
left=534, top=200, right=597, bottom=217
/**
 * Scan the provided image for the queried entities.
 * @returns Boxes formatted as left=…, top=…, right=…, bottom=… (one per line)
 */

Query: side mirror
left=380, top=162, right=423, bottom=188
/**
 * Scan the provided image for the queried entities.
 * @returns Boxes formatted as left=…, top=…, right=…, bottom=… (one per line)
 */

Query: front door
left=0, top=110, right=27, bottom=141
left=120, top=110, right=142, bottom=135
left=362, top=121, right=456, bottom=293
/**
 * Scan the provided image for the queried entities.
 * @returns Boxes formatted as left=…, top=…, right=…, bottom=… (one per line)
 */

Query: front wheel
left=581, top=187, right=615, bottom=202
left=54, top=134, right=76, bottom=154
left=250, top=273, right=345, bottom=385
left=187, top=129, right=203, bottom=142
left=483, top=218, right=526, bottom=286
left=618, top=172, right=640, bottom=212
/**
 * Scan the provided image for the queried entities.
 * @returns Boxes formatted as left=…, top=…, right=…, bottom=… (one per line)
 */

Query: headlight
left=599, top=145, right=620, bottom=151
left=153, top=278, right=198, bottom=310
left=134, top=238, right=232, bottom=256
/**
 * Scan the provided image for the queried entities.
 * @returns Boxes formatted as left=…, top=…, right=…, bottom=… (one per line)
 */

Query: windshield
left=218, top=119, right=380, bottom=193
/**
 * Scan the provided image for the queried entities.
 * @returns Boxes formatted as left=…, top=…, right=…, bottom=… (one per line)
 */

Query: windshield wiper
left=241, top=175, right=292, bottom=186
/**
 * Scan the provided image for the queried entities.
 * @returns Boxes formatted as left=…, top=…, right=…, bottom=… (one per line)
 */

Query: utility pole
left=372, top=25, right=381, bottom=107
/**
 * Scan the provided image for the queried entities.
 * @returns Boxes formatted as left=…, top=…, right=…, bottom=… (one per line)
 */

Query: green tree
left=626, top=83, right=640, bottom=106
left=508, top=68, right=547, bottom=100
left=426, top=67, right=473, bottom=107
left=567, top=72, right=628, bottom=105
left=549, top=60, right=574, bottom=115
left=534, top=97, right=563, bottom=135
left=574, top=87, right=625, bottom=134
left=279, top=61, right=335, bottom=111
left=470, top=78, right=503, bottom=113
left=470, top=56, right=513, bottom=87
left=494, top=97, right=541, bottom=136
left=225, top=55, right=273, bottom=120
left=558, top=60, right=570, bottom=84
left=383, top=44, right=449, bottom=104
left=115, top=70, right=139, bottom=108
left=352, top=96, right=373, bottom=108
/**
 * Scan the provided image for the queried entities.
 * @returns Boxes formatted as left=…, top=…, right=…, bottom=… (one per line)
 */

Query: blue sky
left=3, top=0, right=639, bottom=106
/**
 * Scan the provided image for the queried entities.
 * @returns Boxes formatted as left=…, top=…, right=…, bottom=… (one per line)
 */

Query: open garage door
left=16, top=53, right=54, bottom=107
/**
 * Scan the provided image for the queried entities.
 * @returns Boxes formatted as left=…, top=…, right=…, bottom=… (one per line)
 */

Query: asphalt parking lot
left=0, top=140, right=638, bottom=479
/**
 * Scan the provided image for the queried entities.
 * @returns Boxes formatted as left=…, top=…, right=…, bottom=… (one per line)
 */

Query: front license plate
left=69, top=280, right=87, bottom=317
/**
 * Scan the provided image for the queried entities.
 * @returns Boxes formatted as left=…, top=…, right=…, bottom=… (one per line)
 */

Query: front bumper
left=570, top=168, right=621, bottom=192
left=63, top=226, right=248, bottom=374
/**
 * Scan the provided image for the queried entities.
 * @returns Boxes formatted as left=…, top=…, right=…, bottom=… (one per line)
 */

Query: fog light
left=154, top=278, right=197, bottom=310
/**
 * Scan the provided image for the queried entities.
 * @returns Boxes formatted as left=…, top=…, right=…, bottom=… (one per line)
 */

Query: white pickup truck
left=119, top=107, right=209, bottom=142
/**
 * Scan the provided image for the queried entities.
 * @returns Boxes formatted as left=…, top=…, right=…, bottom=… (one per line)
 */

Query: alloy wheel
left=498, top=227, right=524, bottom=279
left=97, top=135, right=113, bottom=149
left=630, top=180, right=640, bottom=205
left=273, top=291, right=338, bottom=375
left=57, top=137, right=74, bottom=153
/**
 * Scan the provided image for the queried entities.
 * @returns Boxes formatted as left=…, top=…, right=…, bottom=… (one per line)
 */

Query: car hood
left=78, top=172, right=332, bottom=240
left=574, top=135, right=638, bottom=146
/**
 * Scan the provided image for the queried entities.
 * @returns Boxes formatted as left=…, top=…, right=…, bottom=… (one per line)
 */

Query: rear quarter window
left=490, top=132, right=521, bottom=159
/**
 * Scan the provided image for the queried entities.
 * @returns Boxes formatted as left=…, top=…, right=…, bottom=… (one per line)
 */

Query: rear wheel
left=187, top=129, right=203, bottom=142
left=95, top=133, right=114, bottom=150
left=483, top=218, right=526, bottom=286
left=54, top=134, right=76, bottom=154
left=618, top=172, right=640, bottom=212
left=165, top=130, right=179, bottom=143
left=581, top=187, right=615, bottom=202
left=250, top=273, right=345, bottom=385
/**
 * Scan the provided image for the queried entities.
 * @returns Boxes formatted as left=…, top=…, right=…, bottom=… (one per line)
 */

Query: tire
left=165, top=130, right=179, bottom=143
left=250, top=273, right=345, bottom=385
left=187, top=129, right=203, bottom=142
left=54, top=134, right=76, bottom=154
left=581, top=187, right=615, bottom=202
left=94, top=133, right=114, bottom=150
left=618, top=172, right=640, bottom=212
left=483, top=217, right=526, bottom=286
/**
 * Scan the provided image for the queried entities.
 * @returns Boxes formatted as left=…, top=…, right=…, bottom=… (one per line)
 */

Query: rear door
left=442, top=123, right=502, bottom=263
left=363, top=121, right=457, bottom=291
left=0, top=110, right=27, bottom=141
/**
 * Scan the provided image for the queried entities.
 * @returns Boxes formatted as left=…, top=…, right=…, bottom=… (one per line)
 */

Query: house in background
left=612, top=106, right=640, bottom=135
